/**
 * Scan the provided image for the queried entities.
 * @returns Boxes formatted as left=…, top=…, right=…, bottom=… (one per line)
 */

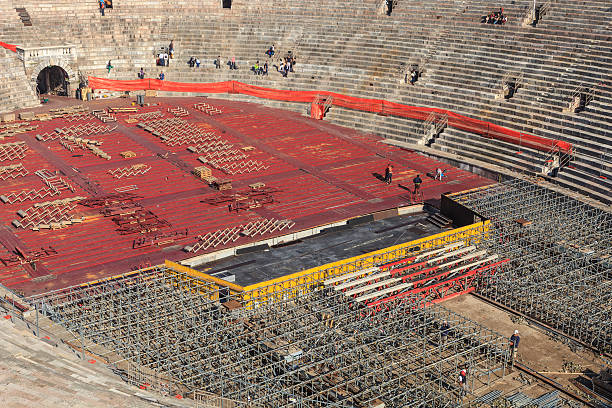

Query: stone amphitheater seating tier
left=0, top=0, right=609, bottom=202
left=0, top=315, right=190, bottom=407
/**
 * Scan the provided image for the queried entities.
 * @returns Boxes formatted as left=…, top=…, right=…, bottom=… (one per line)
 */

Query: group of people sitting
left=156, top=52, right=169, bottom=66
left=408, top=69, right=419, bottom=85
left=265, top=45, right=297, bottom=77
left=251, top=60, right=269, bottom=75
left=277, top=53, right=296, bottom=77
left=212, top=56, right=239, bottom=70
left=156, top=41, right=175, bottom=66
left=137, top=68, right=165, bottom=80
left=482, top=8, right=508, bottom=24
left=188, top=56, right=201, bottom=68
left=223, top=56, right=238, bottom=70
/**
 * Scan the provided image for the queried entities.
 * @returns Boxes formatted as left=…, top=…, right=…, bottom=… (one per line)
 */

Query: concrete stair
left=426, top=212, right=452, bottom=228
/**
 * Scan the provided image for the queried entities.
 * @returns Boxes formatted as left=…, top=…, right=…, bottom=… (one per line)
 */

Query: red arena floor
left=0, top=97, right=493, bottom=295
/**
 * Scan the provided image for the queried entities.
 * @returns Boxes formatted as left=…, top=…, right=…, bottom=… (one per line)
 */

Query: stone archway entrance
left=36, top=65, right=69, bottom=96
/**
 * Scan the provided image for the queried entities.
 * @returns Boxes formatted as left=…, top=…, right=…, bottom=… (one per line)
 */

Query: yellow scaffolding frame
left=155, top=221, right=489, bottom=307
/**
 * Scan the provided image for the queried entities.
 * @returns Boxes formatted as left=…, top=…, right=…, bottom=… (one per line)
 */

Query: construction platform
left=0, top=97, right=493, bottom=296
left=198, top=211, right=443, bottom=286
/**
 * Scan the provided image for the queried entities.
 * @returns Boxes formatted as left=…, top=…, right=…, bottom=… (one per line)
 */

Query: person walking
left=384, top=164, right=393, bottom=184
left=99, top=0, right=105, bottom=16
left=458, top=369, right=468, bottom=397
left=440, top=320, right=450, bottom=345
left=159, top=71, right=165, bottom=80
left=106, top=60, right=113, bottom=74
left=215, top=56, right=221, bottom=69
left=168, top=40, right=174, bottom=59
left=413, top=174, right=422, bottom=194
left=509, top=330, right=520, bottom=363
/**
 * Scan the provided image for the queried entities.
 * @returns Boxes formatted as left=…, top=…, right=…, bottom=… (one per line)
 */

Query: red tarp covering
left=0, top=42, right=17, bottom=53
left=88, top=76, right=573, bottom=154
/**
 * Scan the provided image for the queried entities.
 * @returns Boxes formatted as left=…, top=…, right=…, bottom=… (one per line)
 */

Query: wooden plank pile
left=12, top=201, right=83, bottom=230
left=168, top=106, right=189, bottom=117
left=92, top=109, right=117, bottom=123
left=129, top=110, right=164, bottom=121
left=193, top=166, right=212, bottom=179
left=0, top=164, right=28, bottom=180
left=0, top=122, right=38, bottom=139
left=108, top=163, right=152, bottom=179
left=109, top=106, right=138, bottom=113
left=0, top=141, right=28, bottom=161
left=184, top=218, right=295, bottom=253
left=193, top=102, right=223, bottom=115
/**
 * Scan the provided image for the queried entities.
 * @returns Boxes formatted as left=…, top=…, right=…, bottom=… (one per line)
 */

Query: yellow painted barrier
left=164, top=260, right=244, bottom=292
left=81, top=221, right=488, bottom=309
left=241, top=220, right=489, bottom=308
left=76, top=265, right=159, bottom=288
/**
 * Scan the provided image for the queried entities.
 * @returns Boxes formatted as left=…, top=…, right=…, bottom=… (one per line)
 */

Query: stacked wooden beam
left=0, top=164, right=28, bottom=180
left=0, top=141, right=28, bottom=161
left=168, top=106, right=189, bottom=117
left=92, top=109, right=117, bottom=123
left=108, top=163, right=152, bottom=179
left=193, top=102, right=223, bottom=115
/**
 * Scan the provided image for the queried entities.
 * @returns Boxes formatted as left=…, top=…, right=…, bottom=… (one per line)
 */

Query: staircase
left=324, top=240, right=505, bottom=308
left=419, top=112, right=448, bottom=147
left=15, top=8, right=33, bottom=26
left=426, top=212, right=452, bottom=228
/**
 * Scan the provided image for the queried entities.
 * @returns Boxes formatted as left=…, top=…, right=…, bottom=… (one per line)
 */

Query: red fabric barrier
left=88, top=76, right=573, bottom=154
left=0, top=42, right=17, bottom=53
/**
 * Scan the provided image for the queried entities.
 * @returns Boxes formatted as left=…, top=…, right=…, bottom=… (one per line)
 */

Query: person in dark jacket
left=413, top=174, right=422, bottom=193
left=384, top=164, right=393, bottom=184
left=440, top=320, right=450, bottom=345
left=509, top=330, right=520, bottom=361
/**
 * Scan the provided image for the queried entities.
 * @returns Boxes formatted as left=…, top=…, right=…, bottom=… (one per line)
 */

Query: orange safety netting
left=0, top=42, right=18, bottom=53
left=88, top=76, right=573, bottom=155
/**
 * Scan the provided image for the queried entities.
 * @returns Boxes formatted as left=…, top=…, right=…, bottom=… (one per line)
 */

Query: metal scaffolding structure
left=450, top=179, right=612, bottom=353
left=28, top=266, right=509, bottom=407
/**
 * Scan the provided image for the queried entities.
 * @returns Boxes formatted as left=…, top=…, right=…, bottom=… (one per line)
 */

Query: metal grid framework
left=29, top=266, right=509, bottom=407
left=450, top=179, right=612, bottom=353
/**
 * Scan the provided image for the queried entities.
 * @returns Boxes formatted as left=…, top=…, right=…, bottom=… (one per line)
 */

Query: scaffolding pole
left=450, top=179, right=612, bottom=353
left=29, top=266, right=510, bottom=407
